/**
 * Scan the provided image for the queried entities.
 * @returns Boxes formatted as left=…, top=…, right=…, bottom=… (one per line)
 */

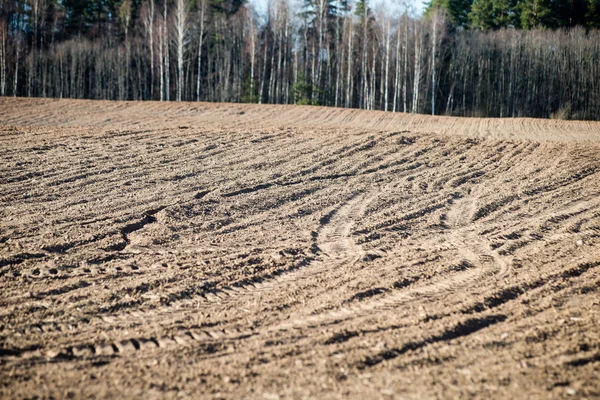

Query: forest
left=1, top=0, right=600, bottom=119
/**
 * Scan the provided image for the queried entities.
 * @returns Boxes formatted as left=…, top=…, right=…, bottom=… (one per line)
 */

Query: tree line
left=1, top=0, right=600, bottom=119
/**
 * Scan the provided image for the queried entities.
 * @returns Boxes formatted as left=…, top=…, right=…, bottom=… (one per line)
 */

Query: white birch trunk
left=13, top=35, right=20, bottom=97
left=250, top=14, right=256, bottom=101
left=412, top=20, right=421, bottom=114
left=164, top=0, right=170, bottom=101
left=431, top=12, right=437, bottom=115
left=159, top=22, right=164, bottom=101
left=0, top=22, right=5, bottom=96
left=173, top=0, right=187, bottom=101
left=142, top=0, right=155, bottom=99
left=346, top=17, right=353, bottom=108
left=196, top=0, right=206, bottom=101
left=393, top=17, right=401, bottom=112
left=384, top=17, right=390, bottom=112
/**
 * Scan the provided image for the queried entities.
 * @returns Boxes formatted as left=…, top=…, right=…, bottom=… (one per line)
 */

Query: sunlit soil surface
left=1, top=98, right=599, bottom=399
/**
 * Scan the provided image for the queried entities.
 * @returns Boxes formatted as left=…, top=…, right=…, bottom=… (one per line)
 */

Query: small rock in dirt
left=46, top=349, right=62, bottom=359
left=373, top=341, right=387, bottom=351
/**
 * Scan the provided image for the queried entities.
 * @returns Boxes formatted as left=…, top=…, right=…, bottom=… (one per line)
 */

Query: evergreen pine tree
left=469, top=0, right=520, bottom=29
left=425, top=0, right=474, bottom=27
left=585, top=0, right=600, bottom=26
left=519, top=0, right=554, bottom=28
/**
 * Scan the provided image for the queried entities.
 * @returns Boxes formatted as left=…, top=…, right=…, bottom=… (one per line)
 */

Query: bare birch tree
left=196, top=0, right=208, bottom=101
left=345, top=14, right=354, bottom=108
left=141, top=0, right=155, bottom=99
left=172, top=0, right=188, bottom=101
left=120, top=0, right=132, bottom=100
left=429, top=8, right=446, bottom=115
left=163, top=0, right=170, bottom=101
left=411, top=18, right=422, bottom=113
left=0, top=20, right=6, bottom=96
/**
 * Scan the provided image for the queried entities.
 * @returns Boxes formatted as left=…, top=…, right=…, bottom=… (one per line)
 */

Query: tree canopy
left=426, top=0, right=600, bottom=28
left=1, top=0, right=600, bottom=120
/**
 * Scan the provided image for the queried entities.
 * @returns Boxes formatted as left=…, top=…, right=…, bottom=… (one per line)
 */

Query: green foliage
left=293, top=75, right=320, bottom=106
left=50, top=0, right=600, bottom=41
left=517, top=0, right=589, bottom=28
left=426, top=0, right=474, bottom=27
left=119, top=0, right=132, bottom=31
left=518, top=0, right=554, bottom=28
left=586, top=0, right=600, bottom=27
left=355, top=0, right=368, bottom=18
left=301, top=0, right=341, bottom=24
left=429, top=0, right=600, bottom=29
left=469, top=0, right=520, bottom=29
left=553, top=0, right=588, bottom=27
left=60, top=0, right=143, bottom=38
left=208, top=0, right=244, bottom=15
left=241, top=76, right=258, bottom=103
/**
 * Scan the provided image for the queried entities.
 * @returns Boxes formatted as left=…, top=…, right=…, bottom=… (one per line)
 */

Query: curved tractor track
left=1, top=98, right=600, bottom=400
left=16, top=190, right=378, bottom=361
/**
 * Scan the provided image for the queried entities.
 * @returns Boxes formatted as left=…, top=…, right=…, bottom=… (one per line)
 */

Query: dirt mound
left=1, top=98, right=599, bottom=399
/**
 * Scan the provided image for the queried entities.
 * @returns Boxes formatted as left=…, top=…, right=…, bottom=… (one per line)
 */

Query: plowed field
left=1, top=98, right=600, bottom=399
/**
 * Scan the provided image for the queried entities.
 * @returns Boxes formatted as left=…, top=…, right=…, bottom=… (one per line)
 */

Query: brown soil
left=1, top=98, right=599, bottom=399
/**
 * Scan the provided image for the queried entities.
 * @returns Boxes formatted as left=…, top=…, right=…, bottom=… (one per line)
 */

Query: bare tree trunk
left=445, top=77, right=455, bottom=115
left=173, top=0, right=187, bottom=101
left=260, top=35, right=268, bottom=104
left=403, top=14, right=408, bottom=113
left=431, top=12, right=437, bottom=115
left=412, top=20, right=421, bottom=114
left=370, top=39, right=376, bottom=110
left=384, top=16, right=390, bottom=112
left=249, top=12, right=256, bottom=101
left=311, top=39, right=316, bottom=102
left=0, top=21, right=6, bottom=96
left=360, top=9, right=368, bottom=109
left=336, top=33, right=343, bottom=107
left=196, top=0, right=207, bottom=101
left=28, top=41, right=33, bottom=97
left=283, top=18, right=290, bottom=103
left=393, top=16, right=401, bottom=112
left=268, top=31, right=275, bottom=102
left=13, top=35, right=20, bottom=97
left=293, top=35, right=298, bottom=104
left=316, top=0, right=327, bottom=97
left=334, top=0, right=342, bottom=107
left=302, top=18, right=308, bottom=84
left=164, top=0, right=170, bottom=101
left=120, top=0, right=132, bottom=100
left=346, top=18, right=353, bottom=108
left=28, top=0, right=42, bottom=97
left=159, top=20, right=164, bottom=101
left=142, top=0, right=155, bottom=99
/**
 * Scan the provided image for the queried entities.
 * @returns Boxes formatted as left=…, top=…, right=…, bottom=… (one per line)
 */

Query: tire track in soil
left=77, top=150, right=397, bottom=328
left=23, top=152, right=563, bottom=351
left=269, top=189, right=513, bottom=332
left=1, top=132, right=408, bottom=340
left=2, top=99, right=600, bottom=399
left=5, top=187, right=598, bottom=362
left=98, top=193, right=368, bottom=322
left=10, top=189, right=378, bottom=360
